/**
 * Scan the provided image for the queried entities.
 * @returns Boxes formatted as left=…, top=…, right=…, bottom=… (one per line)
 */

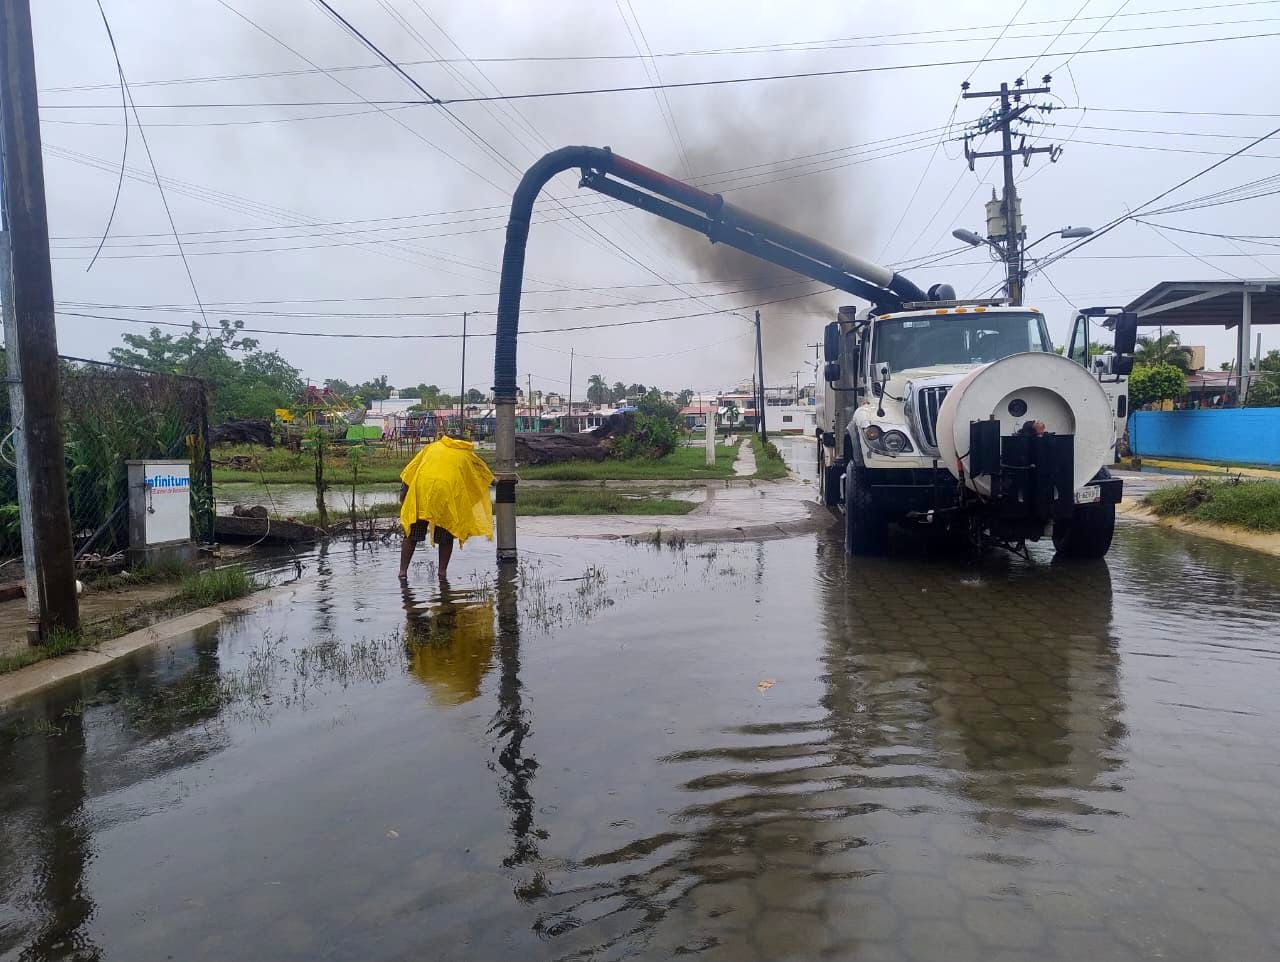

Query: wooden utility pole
left=0, top=0, right=79, bottom=639
left=962, top=78, right=1058, bottom=305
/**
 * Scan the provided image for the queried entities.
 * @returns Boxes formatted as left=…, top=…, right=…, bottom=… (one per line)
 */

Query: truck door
left=1067, top=313, right=1090, bottom=368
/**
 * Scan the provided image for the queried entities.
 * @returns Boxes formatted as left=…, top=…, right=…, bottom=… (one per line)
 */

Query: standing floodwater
left=2, top=520, right=1280, bottom=961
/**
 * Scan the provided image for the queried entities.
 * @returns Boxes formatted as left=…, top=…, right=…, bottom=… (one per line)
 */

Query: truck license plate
left=1074, top=486, right=1101, bottom=505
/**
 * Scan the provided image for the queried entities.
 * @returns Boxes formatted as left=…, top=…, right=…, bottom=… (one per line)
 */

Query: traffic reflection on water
left=2, top=520, right=1279, bottom=961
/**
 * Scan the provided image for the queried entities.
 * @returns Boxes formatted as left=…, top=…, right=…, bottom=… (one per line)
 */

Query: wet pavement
left=3, top=518, right=1280, bottom=961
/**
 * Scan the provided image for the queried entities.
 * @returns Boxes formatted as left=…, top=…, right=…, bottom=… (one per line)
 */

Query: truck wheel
left=1053, top=502, right=1116, bottom=559
left=844, top=465, right=887, bottom=556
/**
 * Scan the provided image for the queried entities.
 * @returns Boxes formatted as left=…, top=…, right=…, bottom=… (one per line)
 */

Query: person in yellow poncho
left=398, top=436, right=494, bottom=581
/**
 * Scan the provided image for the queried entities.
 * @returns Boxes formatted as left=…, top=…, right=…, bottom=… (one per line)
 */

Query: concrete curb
left=1131, top=457, right=1280, bottom=481
left=0, top=583, right=297, bottom=708
left=1118, top=499, right=1280, bottom=558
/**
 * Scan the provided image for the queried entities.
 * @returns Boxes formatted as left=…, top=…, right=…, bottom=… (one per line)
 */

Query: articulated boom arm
left=491, top=146, right=925, bottom=563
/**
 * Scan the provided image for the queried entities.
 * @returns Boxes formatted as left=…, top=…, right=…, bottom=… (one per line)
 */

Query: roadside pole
left=704, top=401, right=715, bottom=466
left=0, top=0, right=80, bottom=638
left=755, top=310, right=767, bottom=443
left=458, top=310, right=467, bottom=434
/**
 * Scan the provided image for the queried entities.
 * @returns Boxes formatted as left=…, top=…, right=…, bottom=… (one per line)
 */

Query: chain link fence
left=0, top=358, right=213, bottom=567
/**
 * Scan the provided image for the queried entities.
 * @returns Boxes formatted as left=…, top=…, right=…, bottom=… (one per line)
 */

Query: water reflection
left=402, top=582, right=496, bottom=707
left=2, top=526, right=1279, bottom=961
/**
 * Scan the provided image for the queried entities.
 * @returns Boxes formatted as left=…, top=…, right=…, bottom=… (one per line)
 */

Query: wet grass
left=174, top=566, right=259, bottom=607
left=0, top=565, right=263, bottom=677
left=516, top=487, right=697, bottom=516
left=0, top=627, right=98, bottom=675
left=1144, top=477, right=1280, bottom=532
left=518, top=444, right=739, bottom=481
left=750, top=435, right=791, bottom=481
left=213, top=443, right=412, bottom=485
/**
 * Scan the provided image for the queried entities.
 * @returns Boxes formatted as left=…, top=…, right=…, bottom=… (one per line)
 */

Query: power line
left=86, top=0, right=128, bottom=273
left=39, top=1, right=1280, bottom=96
left=1032, top=123, right=1280, bottom=273
left=96, top=2, right=211, bottom=334
left=55, top=285, right=837, bottom=340
left=39, top=30, right=1280, bottom=110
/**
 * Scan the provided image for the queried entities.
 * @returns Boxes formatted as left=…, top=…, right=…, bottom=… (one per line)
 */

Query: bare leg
left=437, top=538, right=453, bottom=581
left=399, top=536, right=417, bottom=580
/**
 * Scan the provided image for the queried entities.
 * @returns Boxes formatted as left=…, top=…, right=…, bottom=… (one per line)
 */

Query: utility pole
left=567, top=347, right=574, bottom=432
left=458, top=310, right=468, bottom=434
left=1, top=0, right=79, bottom=639
left=755, top=310, right=766, bottom=443
left=962, top=78, right=1059, bottom=305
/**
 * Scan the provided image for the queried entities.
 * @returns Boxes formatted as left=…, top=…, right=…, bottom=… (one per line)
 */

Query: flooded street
left=3, top=518, right=1280, bottom=961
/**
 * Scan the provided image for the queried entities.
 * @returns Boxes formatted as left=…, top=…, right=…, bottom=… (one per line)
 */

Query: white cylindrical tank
left=936, top=353, right=1115, bottom=496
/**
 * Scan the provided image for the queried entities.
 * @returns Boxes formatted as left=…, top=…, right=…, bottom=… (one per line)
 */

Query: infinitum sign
left=127, top=460, right=194, bottom=565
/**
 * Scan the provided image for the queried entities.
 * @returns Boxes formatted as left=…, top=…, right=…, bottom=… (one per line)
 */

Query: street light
left=952, top=225, right=1093, bottom=251
left=952, top=226, right=1094, bottom=303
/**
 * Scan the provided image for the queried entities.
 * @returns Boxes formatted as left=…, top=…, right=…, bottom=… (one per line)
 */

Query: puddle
left=2, top=522, right=1280, bottom=960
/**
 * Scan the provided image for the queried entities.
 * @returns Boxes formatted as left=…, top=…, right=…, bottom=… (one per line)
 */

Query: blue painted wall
left=1128, top=409, right=1280, bottom=465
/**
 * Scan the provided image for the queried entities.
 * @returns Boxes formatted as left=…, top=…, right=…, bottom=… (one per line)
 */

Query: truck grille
left=913, top=385, right=950, bottom=454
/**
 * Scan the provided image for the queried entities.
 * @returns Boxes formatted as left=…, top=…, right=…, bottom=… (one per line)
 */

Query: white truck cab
left=816, top=299, right=1137, bottom=558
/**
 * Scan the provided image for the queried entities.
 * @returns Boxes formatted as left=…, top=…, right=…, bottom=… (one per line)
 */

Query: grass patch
left=750, top=435, right=790, bottom=480
left=518, top=444, right=738, bottom=481
left=516, top=487, right=698, bottom=516
left=213, top=443, right=413, bottom=485
left=0, top=627, right=97, bottom=674
left=1, top=564, right=262, bottom=676
left=174, top=565, right=259, bottom=607
left=1144, top=478, right=1280, bottom=532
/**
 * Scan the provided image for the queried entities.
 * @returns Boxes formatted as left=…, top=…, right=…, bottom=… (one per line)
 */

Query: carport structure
left=1125, top=280, right=1280, bottom=404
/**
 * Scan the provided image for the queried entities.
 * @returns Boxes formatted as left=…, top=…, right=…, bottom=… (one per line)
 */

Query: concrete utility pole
left=458, top=311, right=467, bottom=433
left=566, top=347, right=574, bottom=430
left=755, top=310, right=767, bottom=443
left=0, top=0, right=80, bottom=639
left=961, top=78, right=1059, bottom=305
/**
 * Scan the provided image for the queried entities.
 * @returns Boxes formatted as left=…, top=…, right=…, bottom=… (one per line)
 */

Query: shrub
left=1128, top=363, right=1187, bottom=408
left=611, top=390, right=682, bottom=460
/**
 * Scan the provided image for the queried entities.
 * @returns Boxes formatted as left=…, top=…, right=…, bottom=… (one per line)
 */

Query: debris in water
left=757, top=679, right=775, bottom=692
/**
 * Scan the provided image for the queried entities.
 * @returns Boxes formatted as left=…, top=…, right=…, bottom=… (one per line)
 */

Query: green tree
left=1246, top=375, right=1280, bottom=407
left=585, top=374, right=608, bottom=405
left=465, top=388, right=485, bottom=405
left=1135, top=331, right=1193, bottom=372
left=612, top=390, right=681, bottom=460
left=677, top=388, right=694, bottom=409
left=1128, top=363, right=1188, bottom=408
left=610, top=381, right=627, bottom=404
left=109, top=319, right=303, bottom=421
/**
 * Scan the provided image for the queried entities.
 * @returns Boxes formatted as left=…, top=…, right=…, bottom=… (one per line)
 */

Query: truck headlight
left=861, top=425, right=914, bottom=455
left=881, top=430, right=912, bottom=454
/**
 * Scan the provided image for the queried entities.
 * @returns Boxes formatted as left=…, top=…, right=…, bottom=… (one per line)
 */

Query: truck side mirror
left=1113, top=355, right=1134, bottom=376
left=1113, top=311, right=1138, bottom=356
left=875, top=362, right=892, bottom=385
left=824, top=322, right=840, bottom=364
left=823, top=361, right=842, bottom=383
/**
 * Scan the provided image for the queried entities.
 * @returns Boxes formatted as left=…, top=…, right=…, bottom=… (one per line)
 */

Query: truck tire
left=844, top=465, right=888, bottom=556
left=1052, top=470, right=1116, bottom=559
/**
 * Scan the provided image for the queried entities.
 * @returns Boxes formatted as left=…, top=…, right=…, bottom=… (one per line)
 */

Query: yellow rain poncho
left=399, top=437, right=494, bottom=546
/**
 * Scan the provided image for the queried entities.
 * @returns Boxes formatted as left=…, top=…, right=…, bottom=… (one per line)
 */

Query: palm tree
left=1135, top=331, right=1193, bottom=372
left=586, top=374, right=608, bottom=405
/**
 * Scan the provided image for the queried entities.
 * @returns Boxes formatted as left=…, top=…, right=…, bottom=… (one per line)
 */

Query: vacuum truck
left=490, top=146, right=1136, bottom=561
left=816, top=300, right=1137, bottom=558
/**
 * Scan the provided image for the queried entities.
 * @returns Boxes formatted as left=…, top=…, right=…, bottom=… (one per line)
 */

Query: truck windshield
left=872, top=311, right=1050, bottom=370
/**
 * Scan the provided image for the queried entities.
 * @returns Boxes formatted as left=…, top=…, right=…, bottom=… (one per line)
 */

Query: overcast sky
left=20, top=0, right=1280, bottom=397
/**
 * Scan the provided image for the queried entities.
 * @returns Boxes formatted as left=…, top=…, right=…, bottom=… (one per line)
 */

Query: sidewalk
left=1129, top=457, right=1280, bottom=480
